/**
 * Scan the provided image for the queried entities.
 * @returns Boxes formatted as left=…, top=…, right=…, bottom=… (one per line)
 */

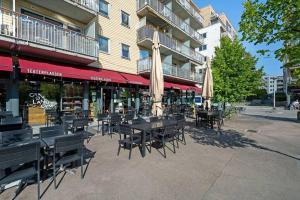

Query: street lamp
left=270, top=77, right=277, bottom=109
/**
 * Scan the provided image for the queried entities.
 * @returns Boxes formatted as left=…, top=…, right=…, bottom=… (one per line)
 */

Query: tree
left=240, top=0, right=300, bottom=68
left=212, top=37, right=263, bottom=103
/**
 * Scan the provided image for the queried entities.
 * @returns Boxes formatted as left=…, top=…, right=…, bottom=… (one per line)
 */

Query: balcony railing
left=177, top=0, right=204, bottom=24
left=137, top=57, right=203, bottom=83
left=0, top=8, right=98, bottom=58
left=69, top=0, right=99, bottom=13
left=137, top=26, right=204, bottom=64
left=137, top=0, right=203, bottom=43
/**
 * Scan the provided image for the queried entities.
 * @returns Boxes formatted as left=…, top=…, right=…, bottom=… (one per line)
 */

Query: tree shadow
left=244, top=114, right=299, bottom=123
left=186, top=123, right=300, bottom=161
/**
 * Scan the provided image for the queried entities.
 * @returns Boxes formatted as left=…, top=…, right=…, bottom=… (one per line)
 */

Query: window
left=121, top=44, right=130, bottom=59
left=99, top=36, right=109, bottom=53
left=202, top=33, right=207, bottom=38
left=99, top=0, right=109, bottom=17
left=21, top=9, right=63, bottom=27
left=199, top=45, right=207, bottom=51
left=121, top=11, right=130, bottom=27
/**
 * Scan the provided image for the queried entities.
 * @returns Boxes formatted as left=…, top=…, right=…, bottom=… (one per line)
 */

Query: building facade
left=196, top=5, right=237, bottom=73
left=283, top=65, right=300, bottom=104
left=0, top=0, right=206, bottom=121
left=262, top=75, right=284, bottom=94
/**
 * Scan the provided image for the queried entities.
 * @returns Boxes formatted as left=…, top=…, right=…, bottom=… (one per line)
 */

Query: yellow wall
left=97, top=0, right=140, bottom=74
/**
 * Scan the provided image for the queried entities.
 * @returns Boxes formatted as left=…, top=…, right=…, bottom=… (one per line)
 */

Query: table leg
left=141, top=130, right=146, bottom=157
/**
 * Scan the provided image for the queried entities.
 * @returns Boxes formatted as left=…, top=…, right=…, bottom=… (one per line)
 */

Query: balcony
left=137, top=26, right=204, bottom=64
left=137, top=57, right=203, bottom=83
left=25, top=0, right=98, bottom=23
left=137, top=0, right=203, bottom=47
left=175, top=0, right=204, bottom=29
left=0, top=8, right=98, bottom=65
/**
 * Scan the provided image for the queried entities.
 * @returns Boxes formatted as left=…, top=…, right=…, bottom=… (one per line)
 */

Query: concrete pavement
left=2, top=106, right=300, bottom=200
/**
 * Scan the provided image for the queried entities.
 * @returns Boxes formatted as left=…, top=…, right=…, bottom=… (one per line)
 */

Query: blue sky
left=193, top=0, right=283, bottom=76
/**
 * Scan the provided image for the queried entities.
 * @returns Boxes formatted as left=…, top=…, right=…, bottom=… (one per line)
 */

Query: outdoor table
left=0, top=121, right=23, bottom=131
left=196, top=111, right=219, bottom=129
left=128, top=119, right=178, bottom=157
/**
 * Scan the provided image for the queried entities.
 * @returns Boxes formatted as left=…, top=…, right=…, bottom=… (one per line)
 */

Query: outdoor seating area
left=0, top=103, right=231, bottom=199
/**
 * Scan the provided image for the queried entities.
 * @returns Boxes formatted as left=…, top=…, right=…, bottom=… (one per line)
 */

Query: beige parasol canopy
left=150, top=30, right=164, bottom=116
left=202, top=58, right=214, bottom=109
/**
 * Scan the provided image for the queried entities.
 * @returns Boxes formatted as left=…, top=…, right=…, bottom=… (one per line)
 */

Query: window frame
left=99, top=35, right=110, bottom=54
left=121, top=10, right=130, bottom=27
left=99, top=0, right=109, bottom=17
left=121, top=43, right=130, bottom=60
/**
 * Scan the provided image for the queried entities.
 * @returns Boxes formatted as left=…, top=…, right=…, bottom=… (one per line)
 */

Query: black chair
left=215, top=111, right=224, bottom=130
left=176, top=118, right=186, bottom=146
left=61, top=115, right=75, bottom=134
left=40, top=125, right=64, bottom=139
left=132, top=117, right=146, bottom=125
left=123, top=113, right=135, bottom=124
left=0, top=141, right=40, bottom=199
left=0, top=117, right=23, bottom=131
left=72, top=118, right=93, bottom=142
left=149, top=116, right=160, bottom=122
left=196, top=112, right=209, bottom=128
left=45, top=109, right=59, bottom=127
left=117, top=125, right=141, bottom=159
left=152, top=126, right=177, bottom=158
left=97, top=113, right=109, bottom=134
left=0, top=128, right=33, bottom=147
left=108, top=114, right=122, bottom=136
left=53, top=134, right=84, bottom=189
left=0, top=111, right=13, bottom=119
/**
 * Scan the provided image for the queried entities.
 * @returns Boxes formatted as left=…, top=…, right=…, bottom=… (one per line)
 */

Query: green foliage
left=40, top=83, right=60, bottom=101
left=293, top=68, right=300, bottom=86
left=275, top=92, right=286, bottom=101
left=212, top=37, right=263, bottom=103
left=240, top=0, right=300, bottom=68
left=248, top=88, right=268, bottom=100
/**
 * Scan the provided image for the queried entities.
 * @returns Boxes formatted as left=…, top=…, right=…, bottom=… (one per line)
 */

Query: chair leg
left=37, top=172, right=40, bottom=200
left=81, top=156, right=83, bottom=179
left=129, top=144, right=132, bottom=160
left=117, top=144, right=121, bottom=156
left=162, top=139, right=166, bottom=158
left=172, top=138, right=176, bottom=153
left=53, top=164, right=56, bottom=189
left=182, top=129, right=186, bottom=145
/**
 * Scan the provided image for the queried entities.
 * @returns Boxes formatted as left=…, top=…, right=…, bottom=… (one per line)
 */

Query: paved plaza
left=2, top=106, right=300, bottom=200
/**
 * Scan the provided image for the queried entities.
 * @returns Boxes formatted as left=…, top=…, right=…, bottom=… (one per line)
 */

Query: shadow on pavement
left=186, top=122, right=300, bottom=161
left=244, top=114, right=299, bottom=123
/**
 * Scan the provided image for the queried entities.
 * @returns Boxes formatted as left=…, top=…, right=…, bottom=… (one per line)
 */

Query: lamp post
left=271, top=77, right=277, bottom=109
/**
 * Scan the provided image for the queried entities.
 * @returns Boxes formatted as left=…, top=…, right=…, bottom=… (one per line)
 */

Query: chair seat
left=0, top=167, right=36, bottom=185
left=119, top=135, right=141, bottom=145
left=55, top=154, right=81, bottom=166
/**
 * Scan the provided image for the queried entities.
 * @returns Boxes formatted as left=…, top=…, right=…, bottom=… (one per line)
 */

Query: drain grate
left=246, top=129, right=258, bottom=133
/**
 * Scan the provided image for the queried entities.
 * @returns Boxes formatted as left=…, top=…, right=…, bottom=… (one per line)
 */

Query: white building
left=263, top=75, right=284, bottom=94
left=197, top=5, right=237, bottom=61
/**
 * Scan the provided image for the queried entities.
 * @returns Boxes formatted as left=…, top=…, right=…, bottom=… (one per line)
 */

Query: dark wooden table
left=128, top=119, right=178, bottom=157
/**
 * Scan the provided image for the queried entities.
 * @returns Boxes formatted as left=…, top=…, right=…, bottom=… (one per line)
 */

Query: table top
left=128, top=119, right=177, bottom=131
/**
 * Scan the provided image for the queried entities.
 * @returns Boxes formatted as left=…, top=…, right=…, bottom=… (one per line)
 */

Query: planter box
left=28, top=106, right=45, bottom=125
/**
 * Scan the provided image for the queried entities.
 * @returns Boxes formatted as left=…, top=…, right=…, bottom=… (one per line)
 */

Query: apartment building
left=262, top=75, right=284, bottom=94
left=283, top=65, right=300, bottom=104
left=0, top=0, right=205, bottom=120
left=197, top=5, right=237, bottom=62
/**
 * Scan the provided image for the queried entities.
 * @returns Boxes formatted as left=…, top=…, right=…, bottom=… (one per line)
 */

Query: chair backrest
left=54, top=134, right=83, bottom=154
left=119, top=124, right=133, bottom=136
left=73, top=118, right=89, bottom=131
left=0, top=141, right=40, bottom=170
left=198, top=112, right=208, bottom=119
left=0, top=128, right=33, bottom=147
left=110, top=114, right=122, bottom=124
left=132, top=117, right=146, bottom=124
left=177, top=119, right=185, bottom=129
left=125, top=113, right=134, bottom=121
left=0, top=111, right=13, bottom=118
left=97, top=113, right=108, bottom=120
left=1, top=116, right=22, bottom=125
left=150, top=116, right=160, bottom=122
left=40, top=125, right=64, bottom=138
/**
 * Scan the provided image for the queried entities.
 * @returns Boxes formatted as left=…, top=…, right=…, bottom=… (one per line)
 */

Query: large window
left=99, top=0, right=109, bottom=17
left=121, top=44, right=130, bottom=59
left=21, top=9, right=63, bottom=27
left=121, top=11, right=130, bottom=27
left=99, top=36, right=109, bottom=53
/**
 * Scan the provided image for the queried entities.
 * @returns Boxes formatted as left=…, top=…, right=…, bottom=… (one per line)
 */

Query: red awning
left=121, top=73, right=150, bottom=86
left=19, top=58, right=127, bottom=84
left=164, top=82, right=190, bottom=90
left=0, top=54, right=13, bottom=72
left=189, top=86, right=202, bottom=93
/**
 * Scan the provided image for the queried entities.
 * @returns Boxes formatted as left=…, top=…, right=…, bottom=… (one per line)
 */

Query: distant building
left=283, top=65, right=300, bottom=104
left=262, top=76, right=284, bottom=94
